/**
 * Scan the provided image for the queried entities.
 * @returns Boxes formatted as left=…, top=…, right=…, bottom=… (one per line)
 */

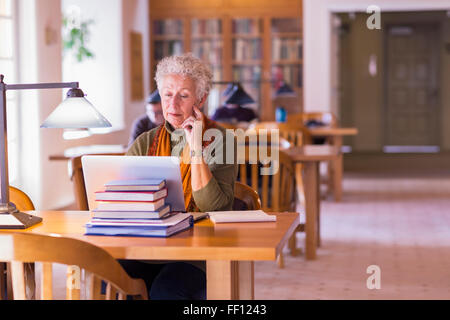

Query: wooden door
left=384, top=24, right=440, bottom=146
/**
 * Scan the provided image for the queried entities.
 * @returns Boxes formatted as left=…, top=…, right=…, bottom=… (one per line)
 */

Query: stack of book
left=85, top=179, right=193, bottom=237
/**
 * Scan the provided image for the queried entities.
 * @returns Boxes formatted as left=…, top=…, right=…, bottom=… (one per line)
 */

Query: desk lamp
left=0, top=74, right=112, bottom=229
left=223, top=83, right=255, bottom=105
left=275, top=81, right=296, bottom=97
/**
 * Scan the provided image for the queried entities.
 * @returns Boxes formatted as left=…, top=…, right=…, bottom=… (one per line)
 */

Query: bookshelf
left=149, top=0, right=303, bottom=121
left=231, top=17, right=263, bottom=115
left=191, top=18, right=223, bottom=81
left=271, top=18, right=303, bottom=90
left=152, top=19, right=184, bottom=61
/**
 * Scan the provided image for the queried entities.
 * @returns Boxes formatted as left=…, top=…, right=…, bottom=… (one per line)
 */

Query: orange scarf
left=148, top=118, right=217, bottom=212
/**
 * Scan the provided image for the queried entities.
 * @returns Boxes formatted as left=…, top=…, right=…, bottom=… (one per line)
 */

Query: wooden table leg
left=332, top=136, right=343, bottom=202
left=316, top=162, right=321, bottom=248
left=0, top=262, right=5, bottom=300
left=304, top=162, right=318, bottom=260
left=206, top=261, right=254, bottom=300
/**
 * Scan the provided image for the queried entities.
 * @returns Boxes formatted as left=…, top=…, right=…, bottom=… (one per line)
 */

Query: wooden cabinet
left=149, top=0, right=303, bottom=121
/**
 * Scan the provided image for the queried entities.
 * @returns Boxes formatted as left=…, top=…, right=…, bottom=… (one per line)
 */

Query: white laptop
left=81, top=156, right=186, bottom=212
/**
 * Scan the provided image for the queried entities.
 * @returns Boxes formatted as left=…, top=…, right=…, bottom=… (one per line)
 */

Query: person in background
left=128, top=89, right=164, bottom=146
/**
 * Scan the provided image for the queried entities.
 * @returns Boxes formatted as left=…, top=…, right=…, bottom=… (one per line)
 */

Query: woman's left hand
left=181, top=106, right=204, bottom=155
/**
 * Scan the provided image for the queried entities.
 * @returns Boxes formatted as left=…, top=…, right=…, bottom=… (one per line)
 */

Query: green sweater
left=127, top=121, right=238, bottom=212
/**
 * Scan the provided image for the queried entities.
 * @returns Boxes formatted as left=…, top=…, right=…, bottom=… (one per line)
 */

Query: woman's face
left=160, top=74, right=200, bottom=129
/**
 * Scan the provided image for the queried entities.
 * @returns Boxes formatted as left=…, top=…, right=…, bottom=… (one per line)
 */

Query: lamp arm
left=0, top=76, right=78, bottom=211
left=5, top=81, right=79, bottom=91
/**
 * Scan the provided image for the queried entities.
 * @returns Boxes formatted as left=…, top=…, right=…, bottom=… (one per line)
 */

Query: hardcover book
left=94, top=188, right=168, bottom=202
left=85, top=213, right=193, bottom=238
left=95, top=197, right=166, bottom=212
left=92, top=204, right=171, bottom=219
left=104, top=179, right=166, bottom=191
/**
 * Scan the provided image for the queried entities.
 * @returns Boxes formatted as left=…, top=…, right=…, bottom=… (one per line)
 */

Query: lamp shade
left=275, top=82, right=296, bottom=97
left=224, top=84, right=255, bottom=105
left=221, top=83, right=236, bottom=98
left=40, top=89, right=112, bottom=129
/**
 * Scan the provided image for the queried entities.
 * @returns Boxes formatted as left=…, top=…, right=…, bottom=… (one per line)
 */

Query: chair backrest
left=9, top=187, right=35, bottom=211
left=249, top=121, right=309, bottom=147
left=236, top=144, right=295, bottom=212
left=234, top=181, right=261, bottom=210
left=286, top=112, right=338, bottom=128
left=69, top=156, right=89, bottom=211
left=0, top=232, right=148, bottom=300
left=216, top=121, right=238, bottom=130
left=69, top=153, right=125, bottom=211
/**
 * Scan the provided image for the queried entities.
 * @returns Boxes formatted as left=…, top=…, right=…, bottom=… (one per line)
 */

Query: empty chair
left=1, top=187, right=36, bottom=300
left=234, top=181, right=262, bottom=211
left=69, top=156, right=89, bottom=211
left=69, top=153, right=124, bottom=211
left=215, top=121, right=238, bottom=130
left=248, top=121, right=307, bottom=206
left=0, top=232, right=148, bottom=300
left=236, top=144, right=296, bottom=268
left=9, top=186, right=35, bottom=211
left=249, top=121, right=310, bottom=147
left=286, top=112, right=338, bottom=129
left=287, top=112, right=338, bottom=195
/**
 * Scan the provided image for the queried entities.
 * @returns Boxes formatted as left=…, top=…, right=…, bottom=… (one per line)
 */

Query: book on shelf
left=232, top=18, right=261, bottom=35
left=153, top=19, right=183, bottom=35
left=272, top=38, right=302, bottom=61
left=104, top=179, right=166, bottom=191
left=95, top=197, right=166, bottom=212
left=192, top=19, right=221, bottom=36
left=92, top=204, right=172, bottom=220
left=233, top=39, right=262, bottom=61
left=94, top=188, right=168, bottom=202
left=85, top=212, right=194, bottom=238
left=206, top=210, right=276, bottom=223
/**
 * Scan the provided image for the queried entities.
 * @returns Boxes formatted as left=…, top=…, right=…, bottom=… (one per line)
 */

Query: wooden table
left=307, top=127, right=358, bottom=201
left=284, top=145, right=340, bottom=260
left=17, top=210, right=299, bottom=300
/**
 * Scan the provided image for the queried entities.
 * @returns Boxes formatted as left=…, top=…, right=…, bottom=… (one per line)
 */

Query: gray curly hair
left=155, top=53, right=213, bottom=103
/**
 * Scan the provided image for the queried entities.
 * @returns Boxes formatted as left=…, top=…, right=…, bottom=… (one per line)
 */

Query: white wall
left=16, top=0, right=149, bottom=209
left=303, top=0, right=450, bottom=114
left=62, top=0, right=124, bottom=129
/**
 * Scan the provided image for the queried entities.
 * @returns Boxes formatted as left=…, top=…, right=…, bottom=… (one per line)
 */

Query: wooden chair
left=9, top=186, right=35, bottom=211
left=236, top=144, right=296, bottom=268
left=1, top=187, right=36, bottom=300
left=287, top=112, right=338, bottom=194
left=248, top=122, right=308, bottom=206
left=249, top=121, right=310, bottom=147
left=286, top=112, right=338, bottom=129
left=0, top=232, right=148, bottom=300
left=234, top=181, right=261, bottom=211
left=215, top=121, right=238, bottom=130
left=69, top=156, right=89, bottom=211
left=69, top=153, right=124, bottom=211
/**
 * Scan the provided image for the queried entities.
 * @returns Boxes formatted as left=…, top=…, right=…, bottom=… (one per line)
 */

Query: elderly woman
left=122, top=53, right=237, bottom=300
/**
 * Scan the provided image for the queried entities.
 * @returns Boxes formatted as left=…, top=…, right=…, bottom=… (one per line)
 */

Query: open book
left=206, top=210, right=276, bottom=223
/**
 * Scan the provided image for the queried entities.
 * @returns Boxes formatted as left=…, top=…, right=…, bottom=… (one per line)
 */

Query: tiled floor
left=254, top=171, right=450, bottom=300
